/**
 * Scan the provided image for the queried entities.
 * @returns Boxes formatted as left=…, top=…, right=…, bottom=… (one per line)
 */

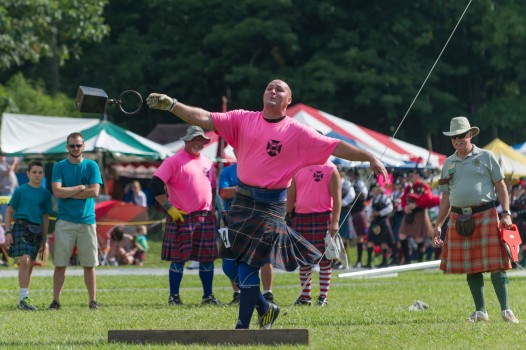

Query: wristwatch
left=502, top=209, right=511, bottom=216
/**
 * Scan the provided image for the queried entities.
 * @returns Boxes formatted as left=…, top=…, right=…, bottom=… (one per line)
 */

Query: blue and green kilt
left=292, top=211, right=331, bottom=261
left=8, top=222, right=43, bottom=260
left=222, top=190, right=322, bottom=272
left=161, top=210, right=218, bottom=263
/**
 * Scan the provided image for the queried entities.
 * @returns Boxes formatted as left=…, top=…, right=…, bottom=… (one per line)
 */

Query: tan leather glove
left=146, top=93, right=176, bottom=111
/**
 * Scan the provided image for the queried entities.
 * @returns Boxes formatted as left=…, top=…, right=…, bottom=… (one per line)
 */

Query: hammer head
left=75, top=86, right=108, bottom=113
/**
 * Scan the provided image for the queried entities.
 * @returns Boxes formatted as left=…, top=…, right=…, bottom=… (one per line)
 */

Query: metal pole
left=338, top=260, right=441, bottom=278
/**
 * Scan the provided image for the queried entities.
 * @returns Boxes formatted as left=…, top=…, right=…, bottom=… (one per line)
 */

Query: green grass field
left=1, top=242, right=525, bottom=349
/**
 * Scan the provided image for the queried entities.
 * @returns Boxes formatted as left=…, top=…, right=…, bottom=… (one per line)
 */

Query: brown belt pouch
left=456, top=214, right=475, bottom=237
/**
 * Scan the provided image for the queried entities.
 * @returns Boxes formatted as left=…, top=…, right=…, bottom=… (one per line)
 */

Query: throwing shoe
left=316, top=295, right=328, bottom=307
left=295, top=297, right=312, bottom=306
left=202, top=294, right=222, bottom=305
left=168, top=294, right=183, bottom=305
left=258, top=303, right=280, bottom=329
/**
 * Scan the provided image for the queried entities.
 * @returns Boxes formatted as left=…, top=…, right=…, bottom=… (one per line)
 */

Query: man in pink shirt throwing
left=147, top=79, right=387, bottom=330
left=150, top=126, right=220, bottom=306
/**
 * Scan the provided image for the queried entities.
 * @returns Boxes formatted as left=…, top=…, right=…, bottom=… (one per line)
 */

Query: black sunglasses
left=68, top=144, right=84, bottom=149
left=450, top=131, right=469, bottom=140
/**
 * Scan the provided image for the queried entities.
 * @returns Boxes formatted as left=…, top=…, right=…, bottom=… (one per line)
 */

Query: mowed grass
left=1, top=246, right=525, bottom=349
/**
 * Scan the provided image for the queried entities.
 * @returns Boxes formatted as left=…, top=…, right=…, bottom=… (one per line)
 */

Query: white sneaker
left=467, top=311, right=489, bottom=322
left=501, top=309, right=519, bottom=324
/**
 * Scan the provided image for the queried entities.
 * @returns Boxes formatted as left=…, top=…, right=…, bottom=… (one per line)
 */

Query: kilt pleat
left=440, top=208, right=511, bottom=273
left=161, top=211, right=218, bottom=263
left=223, top=194, right=322, bottom=271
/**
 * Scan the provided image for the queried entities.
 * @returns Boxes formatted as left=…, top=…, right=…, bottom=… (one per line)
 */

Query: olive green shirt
left=438, top=144, right=504, bottom=207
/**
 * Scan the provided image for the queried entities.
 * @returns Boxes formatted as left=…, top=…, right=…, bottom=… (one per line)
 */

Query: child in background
left=133, top=225, right=148, bottom=266
left=4, top=160, right=52, bottom=310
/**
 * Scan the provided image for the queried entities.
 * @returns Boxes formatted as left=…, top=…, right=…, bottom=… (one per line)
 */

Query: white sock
left=20, top=288, right=28, bottom=301
left=263, top=290, right=272, bottom=294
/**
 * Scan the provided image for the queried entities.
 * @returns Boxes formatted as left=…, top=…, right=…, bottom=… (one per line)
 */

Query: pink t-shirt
left=211, top=110, right=339, bottom=189
left=294, top=160, right=336, bottom=213
left=154, top=150, right=216, bottom=213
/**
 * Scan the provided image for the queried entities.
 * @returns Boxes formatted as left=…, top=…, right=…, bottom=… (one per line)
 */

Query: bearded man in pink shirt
left=147, top=79, right=387, bottom=330
left=150, top=126, right=220, bottom=306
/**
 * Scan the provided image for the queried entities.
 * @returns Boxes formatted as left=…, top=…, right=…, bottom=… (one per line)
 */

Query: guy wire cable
left=284, top=0, right=473, bottom=317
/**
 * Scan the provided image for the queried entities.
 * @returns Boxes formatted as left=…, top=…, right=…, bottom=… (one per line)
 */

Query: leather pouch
left=456, top=214, right=475, bottom=237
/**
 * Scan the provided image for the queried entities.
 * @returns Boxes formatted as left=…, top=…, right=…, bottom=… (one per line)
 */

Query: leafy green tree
left=0, top=73, right=81, bottom=116
left=0, top=0, right=109, bottom=92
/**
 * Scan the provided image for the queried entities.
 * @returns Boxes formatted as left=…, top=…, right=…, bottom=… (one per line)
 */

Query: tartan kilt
left=292, top=211, right=331, bottom=261
left=367, top=217, right=394, bottom=246
left=398, top=209, right=433, bottom=239
left=440, top=208, right=511, bottom=273
left=351, top=211, right=368, bottom=237
left=161, top=210, right=218, bottom=263
left=221, top=193, right=322, bottom=271
left=8, top=222, right=43, bottom=260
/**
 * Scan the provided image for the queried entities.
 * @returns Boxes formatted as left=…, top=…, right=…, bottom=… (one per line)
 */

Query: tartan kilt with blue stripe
left=292, top=212, right=331, bottom=261
left=221, top=194, right=322, bottom=271
left=161, top=210, right=218, bottom=263
left=440, top=208, right=511, bottom=273
left=8, top=222, right=43, bottom=260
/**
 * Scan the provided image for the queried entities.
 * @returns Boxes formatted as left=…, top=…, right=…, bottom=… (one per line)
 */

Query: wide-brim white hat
left=442, top=116, right=479, bottom=137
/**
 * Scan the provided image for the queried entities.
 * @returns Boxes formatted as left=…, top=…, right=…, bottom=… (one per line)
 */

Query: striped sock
left=299, top=266, right=312, bottom=300
left=319, top=262, right=332, bottom=299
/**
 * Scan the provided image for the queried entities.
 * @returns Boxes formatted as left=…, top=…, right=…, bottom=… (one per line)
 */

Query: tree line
left=1, top=0, right=526, bottom=155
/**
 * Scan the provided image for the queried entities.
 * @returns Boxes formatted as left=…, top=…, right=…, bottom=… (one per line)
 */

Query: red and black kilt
left=292, top=211, right=331, bottom=261
left=222, top=193, right=322, bottom=271
left=351, top=211, right=368, bottom=237
left=161, top=210, right=218, bottom=263
left=398, top=209, right=433, bottom=239
left=440, top=208, right=511, bottom=273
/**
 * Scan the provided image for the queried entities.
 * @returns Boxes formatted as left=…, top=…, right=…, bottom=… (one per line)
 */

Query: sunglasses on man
left=68, top=144, right=84, bottom=149
left=450, top=131, right=470, bottom=140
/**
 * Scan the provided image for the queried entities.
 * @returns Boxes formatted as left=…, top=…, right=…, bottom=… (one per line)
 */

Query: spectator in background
left=349, top=170, right=369, bottom=268
left=337, top=167, right=356, bottom=267
left=108, top=226, right=135, bottom=266
left=124, top=180, right=147, bottom=207
left=0, top=153, right=19, bottom=218
left=364, top=183, right=394, bottom=268
left=50, top=132, right=103, bottom=311
left=398, top=169, right=434, bottom=264
left=4, top=160, right=52, bottom=310
left=133, top=224, right=149, bottom=266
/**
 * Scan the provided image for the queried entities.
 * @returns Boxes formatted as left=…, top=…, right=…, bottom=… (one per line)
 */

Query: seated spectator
left=108, top=226, right=134, bottom=265
left=124, top=181, right=147, bottom=207
left=133, top=225, right=149, bottom=266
